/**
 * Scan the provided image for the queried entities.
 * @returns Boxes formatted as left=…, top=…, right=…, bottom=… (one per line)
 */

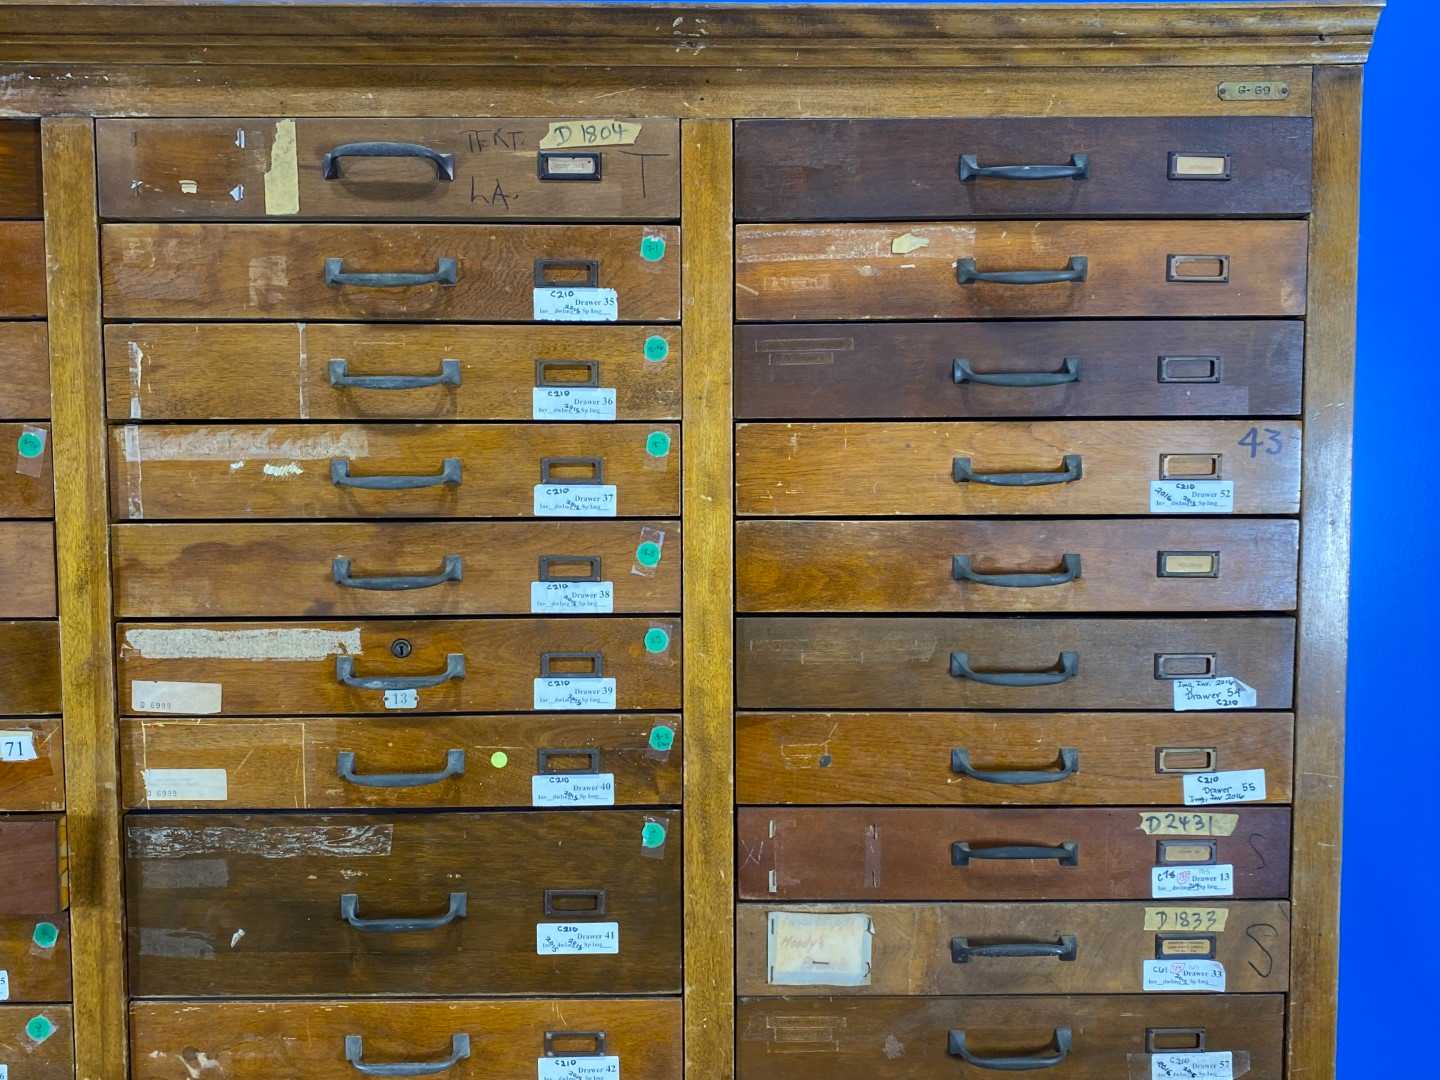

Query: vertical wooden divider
left=41, top=116, right=128, bottom=1080
left=680, top=118, right=735, bottom=1079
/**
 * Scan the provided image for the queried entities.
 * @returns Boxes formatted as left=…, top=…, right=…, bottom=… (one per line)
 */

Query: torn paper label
left=890, top=231, right=931, bottom=255
left=1173, top=677, right=1257, bottom=711
left=131, top=680, right=222, bottom=715
left=124, top=626, right=361, bottom=661
left=143, top=768, right=229, bottom=802
left=768, top=911, right=873, bottom=987
left=263, top=118, right=300, bottom=215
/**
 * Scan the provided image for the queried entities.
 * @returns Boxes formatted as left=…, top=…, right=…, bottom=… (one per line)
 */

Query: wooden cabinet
left=0, top=223, right=47, bottom=318
left=0, top=324, right=50, bottom=420
left=0, top=816, right=65, bottom=915
left=0, top=1005, right=74, bottom=1080
left=0, top=915, right=71, bottom=1003
left=0, top=623, right=61, bottom=716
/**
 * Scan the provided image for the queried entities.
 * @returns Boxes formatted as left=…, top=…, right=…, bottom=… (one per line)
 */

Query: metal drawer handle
left=340, top=891, right=467, bottom=934
left=953, top=454, right=1082, bottom=487
left=952, top=842, right=1079, bottom=868
left=958, top=153, right=1089, bottom=182
left=333, top=555, right=463, bottom=591
left=331, top=457, right=462, bottom=491
left=951, top=935, right=1078, bottom=964
left=322, top=141, right=457, bottom=183
left=325, top=257, right=458, bottom=289
left=956, top=256, right=1087, bottom=286
left=949, top=651, right=1078, bottom=687
left=952, top=554, right=1081, bottom=589
left=329, top=358, right=461, bottom=391
left=947, top=1027, right=1072, bottom=1071
left=336, top=749, right=465, bottom=789
left=953, top=357, right=1080, bottom=387
left=951, top=747, right=1080, bottom=786
left=336, top=653, right=466, bottom=691
left=344, top=1034, right=470, bottom=1077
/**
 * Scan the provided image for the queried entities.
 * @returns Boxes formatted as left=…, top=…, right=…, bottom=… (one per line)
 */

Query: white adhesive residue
left=890, top=231, right=931, bottom=254
left=122, top=424, right=144, bottom=519
left=127, top=340, right=144, bottom=419
left=263, top=117, right=300, bottom=215
left=124, top=626, right=362, bottom=661
left=128, top=822, right=394, bottom=859
left=262, top=462, right=304, bottom=477
left=296, top=323, right=310, bottom=419
left=178, top=179, right=198, bottom=194
left=120, top=425, right=368, bottom=463
left=229, top=929, right=246, bottom=948
left=143, top=768, right=229, bottom=801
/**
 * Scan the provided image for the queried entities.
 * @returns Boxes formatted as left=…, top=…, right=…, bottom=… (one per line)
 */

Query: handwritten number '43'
left=1238, top=427, right=1284, bottom=459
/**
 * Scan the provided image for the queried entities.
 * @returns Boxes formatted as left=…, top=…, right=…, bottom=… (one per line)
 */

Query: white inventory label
left=534, top=484, right=618, bottom=517
left=534, top=677, right=618, bottom=711
left=1152, top=1051, right=1234, bottom=1080
left=131, top=680, right=222, bottom=715
left=532, top=773, right=616, bottom=807
left=531, top=580, right=615, bottom=615
left=1142, top=959, right=1227, bottom=992
left=537, top=922, right=619, bottom=955
left=1173, top=677, right=1257, bottom=712
left=533, top=387, right=618, bottom=421
left=1183, top=769, right=1267, bottom=806
left=538, top=1055, right=621, bottom=1080
left=0, top=1062, right=7, bottom=1079
left=768, top=911, right=874, bottom=987
left=0, top=731, right=36, bottom=762
left=533, top=288, right=619, bottom=323
left=383, top=688, right=418, bottom=710
left=142, top=768, right=229, bottom=803
left=1152, top=864, right=1235, bottom=899
left=0, top=969, right=8, bottom=1001
left=1150, top=480, right=1235, bottom=513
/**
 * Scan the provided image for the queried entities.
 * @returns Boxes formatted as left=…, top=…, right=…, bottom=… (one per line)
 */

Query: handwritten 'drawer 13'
left=1152, top=864, right=1235, bottom=898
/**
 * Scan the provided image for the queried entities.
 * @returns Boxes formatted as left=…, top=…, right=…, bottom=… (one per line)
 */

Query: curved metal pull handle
left=340, top=892, right=468, bottom=934
left=947, top=1027, right=1072, bottom=1071
left=333, top=555, right=463, bottom=591
left=337, top=749, right=465, bottom=789
left=325, top=257, right=458, bottom=288
left=336, top=653, right=466, bottom=691
left=959, top=153, right=1089, bottom=182
left=322, top=141, right=457, bottom=183
left=952, top=554, right=1081, bottom=589
left=329, top=359, right=461, bottom=391
left=952, top=842, right=1079, bottom=868
left=951, top=935, right=1078, bottom=964
left=331, top=457, right=462, bottom=491
left=952, top=454, right=1082, bottom=487
left=956, top=256, right=1087, bottom=286
left=949, top=651, right=1078, bottom=687
left=952, top=357, right=1080, bottom=387
left=344, top=1034, right=471, bottom=1077
left=951, top=747, right=1080, bottom=786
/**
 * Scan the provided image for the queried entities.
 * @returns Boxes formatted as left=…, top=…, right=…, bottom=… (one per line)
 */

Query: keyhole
left=390, top=639, right=413, bottom=659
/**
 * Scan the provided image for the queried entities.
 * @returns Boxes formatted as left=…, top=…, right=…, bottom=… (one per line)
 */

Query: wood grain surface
left=0, top=422, right=55, bottom=517
left=0, top=222, right=47, bottom=317
left=0, top=718, right=65, bottom=812
left=0, top=816, right=64, bottom=914
left=0, top=323, right=51, bottom=419
left=0, top=621, right=61, bottom=715
left=0, top=913, right=71, bottom=1003
left=0, top=522, right=57, bottom=617
left=0, top=1004, right=75, bottom=1079
left=0, top=121, right=42, bottom=219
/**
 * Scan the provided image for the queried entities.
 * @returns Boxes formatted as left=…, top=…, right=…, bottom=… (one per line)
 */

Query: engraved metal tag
left=1159, top=551, right=1221, bottom=578
left=1218, top=80, right=1289, bottom=101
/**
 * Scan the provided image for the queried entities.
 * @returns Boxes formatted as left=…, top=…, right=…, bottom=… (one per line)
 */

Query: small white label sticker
left=536, top=922, right=619, bottom=955
left=768, top=911, right=874, bottom=987
left=131, top=680, right=222, bottom=715
left=1150, top=480, right=1235, bottom=513
left=143, top=768, right=229, bottom=802
left=1152, top=864, right=1235, bottom=898
left=1152, top=1051, right=1234, bottom=1080
left=533, top=288, right=619, bottom=323
left=534, top=677, right=618, bottom=711
left=533, top=387, right=618, bottom=421
left=532, top=773, right=616, bottom=807
left=534, top=484, right=619, bottom=517
left=531, top=580, right=615, bottom=614
left=0, top=731, right=36, bottom=762
left=1142, top=959, right=1227, bottom=992
left=538, top=1056, right=621, bottom=1080
left=0, top=970, right=8, bottom=1001
left=1183, top=769, right=1267, bottom=806
left=383, top=688, right=419, bottom=710
left=1173, top=677, right=1258, bottom=711
left=0, top=1064, right=9, bottom=1080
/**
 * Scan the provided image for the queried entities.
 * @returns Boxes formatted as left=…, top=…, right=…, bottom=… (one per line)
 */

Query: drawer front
left=0, top=914, right=71, bottom=1003
left=735, top=117, right=1312, bottom=220
left=736, top=617, right=1295, bottom=710
left=131, top=998, right=684, bottom=1080
left=110, top=423, right=680, bottom=521
left=737, top=519, right=1298, bottom=613
left=99, top=117, right=681, bottom=221
left=102, top=224, right=681, bottom=321
left=0, top=424, right=54, bottom=518
left=0, top=121, right=42, bottom=219
left=0, top=816, right=63, bottom=915
left=0, top=325, right=50, bottom=420
left=0, top=622, right=61, bottom=716
left=739, top=901, right=1290, bottom=994
left=121, top=713, right=682, bottom=809
left=738, top=807, right=1291, bottom=901
left=0, top=524, right=56, bottom=618
left=0, top=720, right=64, bottom=812
left=113, top=521, right=681, bottom=618
left=736, top=421, right=1301, bottom=517
left=105, top=323, right=682, bottom=421
left=737, top=995, right=1284, bottom=1079
left=736, top=712, right=1293, bottom=806
left=0, top=1004, right=74, bottom=1079
left=734, top=321, right=1303, bottom=419
left=118, top=618, right=681, bottom=715
left=126, top=811, right=682, bottom=997
left=0, top=223, right=46, bottom=318
left=735, top=220, right=1306, bottom=321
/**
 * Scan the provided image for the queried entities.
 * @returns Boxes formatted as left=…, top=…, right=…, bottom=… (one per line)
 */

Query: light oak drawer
left=0, top=223, right=46, bottom=318
left=0, top=1004, right=73, bottom=1079
left=125, top=810, right=682, bottom=997
left=736, top=421, right=1300, bottom=517
left=0, top=424, right=54, bottom=518
left=0, top=720, right=64, bottom=812
left=739, top=901, right=1290, bottom=994
left=735, top=711, right=1293, bottom=806
left=101, top=224, right=681, bottom=321
left=738, top=995, right=1284, bottom=1079
left=113, top=521, right=680, bottom=618
left=0, top=914, right=71, bottom=1003
left=737, top=807, right=1291, bottom=901
left=118, top=618, right=681, bottom=716
left=0, top=524, right=54, bottom=618
left=131, top=998, right=683, bottom=1080
left=105, top=323, right=682, bottom=421
left=0, top=816, right=65, bottom=915
left=735, top=220, right=1306, bottom=321
left=736, top=616, right=1295, bottom=711
left=110, top=423, right=680, bottom=520
left=0, top=325, right=50, bottom=420
left=0, top=623, right=61, bottom=716
left=121, top=713, right=682, bottom=810
left=99, top=117, right=681, bottom=220
left=0, top=121, right=42, bottom=219
left=734, top=321, right=1303, bottom=419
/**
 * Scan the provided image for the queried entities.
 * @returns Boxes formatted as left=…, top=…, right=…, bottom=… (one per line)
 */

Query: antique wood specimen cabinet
left=0, top=2, right=1378, bottom=1078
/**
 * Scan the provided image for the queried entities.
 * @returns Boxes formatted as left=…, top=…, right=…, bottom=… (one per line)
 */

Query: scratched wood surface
left=0, top=717, right=65, bottom=811
left=0, top=323, right=51, bottom=419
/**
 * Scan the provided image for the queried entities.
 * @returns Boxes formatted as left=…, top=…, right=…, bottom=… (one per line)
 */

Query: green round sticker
left=489, top=751, right=509, bottom=769
left=645, top=430, right=672, bottom=458
left=26, top=1014, right=56, bottom=1043
left=643, top=335, right=670, bottom=362
left=635, top=540, right=662, bottom=568
left=16, top=430, right=44, bottom=459
left=641, top=821, right=668, bottom=848
left=644, top=627, right=671, bottom=654
left=648, top=724, right=675, bottom=752
left=640, top=234, right=667, bottom=262
left=32, top=921, right=59, bottom=949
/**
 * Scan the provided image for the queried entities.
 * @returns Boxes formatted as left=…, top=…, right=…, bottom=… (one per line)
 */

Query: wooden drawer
left=737, top=520, right=1298, bottom=613
left=0, top=224, right=46, bottom=318
left=736, top=421, right=1301, bottom=517
left=113, top=521, right=681, bottom=617
left=734, top=321, right=1303, bottom=419
left=736, top=712, right=1294, bottom=806
left=99, top=117, right=681, bottom=221
left=118, top=617, right=681, bottom=715
left=0, top=1004, right=73, bottom=1079
left=125, top=810, right=682, bottom=997
left=0, top=816, right=64, bottom=915
left=121, top=713, right=682, bottom=809
left=131, top=998, right=683, bottom=1079
left=0, top=524, right=54, bottom=619
left=735, top=117, right=1312, bottom=220
left=110, top=423, right=680, bottom=520
left=0, top=914, right=71, bottom=1003
left=0, top=424, right=54, bottom=518
left=101, top=224, right=681, bottom=321
left=735, top=220, right=1306, bottom=321
left=106, top=323, right=682, bottom=421
left=0, top=325, right=50, bottom=420
left=737, top=807, right=1291, bottom=901
left=736, top=617, right=1295, bottom=710
left=0, top=720, right=64, bottom=812
left=0, top=121, right=42, bottom=219
left=0, top=623, right=61, bottom=716
left=738, top=995, right=1284, bottom=1079
left=738, top=901, right=1290, bottom=994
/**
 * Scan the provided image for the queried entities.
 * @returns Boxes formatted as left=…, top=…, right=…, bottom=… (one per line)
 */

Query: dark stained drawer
left=0, top=913, right=71, bottom=1003
left=0, top=622, right=62, bottom=716
left=0, top=523, right=56, bottom=618
left=734, top=321, right=1303, bottom=419
left=0, top=423, right=54, bottom=518
left=735, top=117, right=1313, bottom=220
left=125, top=810, right=682, bottom=997
left=0, top=1004, right=74, bottom=1079
left=98, top=117, right=681, bottom=220
left=736, top=616, right=1295, bottom=711
left=0, top=223, right=46, bottom=317
left=736, top=711, right=1293, bottom=806
left=737, top=807, right=1291, bottom=901
left=0, top=324, right=50, bottom=420
left=0, top=121, right=42, bottom=219
left=0, top=816, right=64, bottom=915
left=0, top=719, right=64, bottom=812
